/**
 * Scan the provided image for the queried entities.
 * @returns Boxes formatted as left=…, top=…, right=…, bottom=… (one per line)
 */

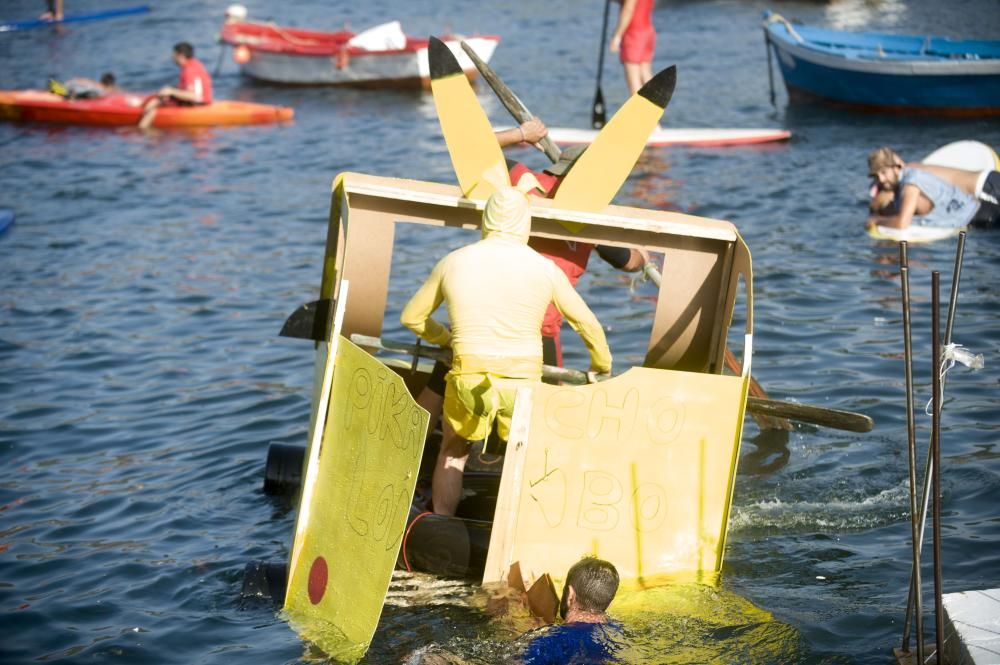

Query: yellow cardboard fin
left=429, top=37, right=509, bottom=199
left=552, top=66, right=676, bottom=213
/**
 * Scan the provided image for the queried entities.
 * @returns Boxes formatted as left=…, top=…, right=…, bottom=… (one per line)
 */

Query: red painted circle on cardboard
left=307, top=556, right=328, bottom=605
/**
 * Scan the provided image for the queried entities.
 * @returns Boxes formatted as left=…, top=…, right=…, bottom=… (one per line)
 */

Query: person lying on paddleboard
left=401, top=184, right=612, bottom=518
left=866, top=146, right=1000, bottom=230
left=139, top=42, right=213, bottom=129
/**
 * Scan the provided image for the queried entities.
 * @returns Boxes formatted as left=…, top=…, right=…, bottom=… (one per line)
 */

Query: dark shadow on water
left=739, top=427, right=792, bottom=476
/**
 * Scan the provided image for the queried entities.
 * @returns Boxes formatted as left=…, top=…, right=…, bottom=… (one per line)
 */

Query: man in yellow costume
left=401, top=183, right=613, bottom=516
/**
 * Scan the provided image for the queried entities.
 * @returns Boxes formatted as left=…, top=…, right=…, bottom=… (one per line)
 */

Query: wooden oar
left=459, top=41, right=561, bottom=164
left=351, top=334, right=874, bottom=433
left=592, top=0, right=612, bottom=128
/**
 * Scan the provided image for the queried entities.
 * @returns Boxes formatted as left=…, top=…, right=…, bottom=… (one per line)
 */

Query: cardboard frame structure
left=319, top=172, right=752, bottom=376
left=284, top=171, right=752, bottom=655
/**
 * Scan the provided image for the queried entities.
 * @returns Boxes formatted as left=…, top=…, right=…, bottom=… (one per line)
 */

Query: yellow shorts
left=442, top=373, right=528, bottom=443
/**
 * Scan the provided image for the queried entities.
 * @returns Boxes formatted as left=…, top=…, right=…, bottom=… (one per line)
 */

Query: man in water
left=139, top=42, right=214, bottom=129
left=401, top=184, right=612, bottom=517
left=866, top=146, right=1000, bottom=230
left=405, top=557, right=624, bottom=664
left=519, top=556, right=624, bottom=664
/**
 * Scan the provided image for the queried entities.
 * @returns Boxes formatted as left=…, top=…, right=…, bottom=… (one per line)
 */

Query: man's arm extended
left=867, top=184, right=920, bottom=230
left=400, top=259, right=452, bottom=347
left=549, top=266, right=612, bottom=373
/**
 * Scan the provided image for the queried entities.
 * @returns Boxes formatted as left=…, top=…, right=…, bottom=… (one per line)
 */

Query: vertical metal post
left=764, top=31, right=776, bottom=107
left=900, top=234, right=966, bottom=655
left=898, top=243, right=924, bottom=662
left=931, top=271, right=944, bottom=662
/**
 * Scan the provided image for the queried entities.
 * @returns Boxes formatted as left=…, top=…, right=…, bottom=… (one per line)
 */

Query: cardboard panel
left=484, top=367, right=747, bottom=588
left=285, top=337, right=428, bottom=660
left=644, top=239, right=727, bottom=372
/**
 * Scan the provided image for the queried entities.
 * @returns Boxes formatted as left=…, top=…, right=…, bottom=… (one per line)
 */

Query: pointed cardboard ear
left=552, top=65, right=677, bottom=214
left=428, top=36, right=510, bottom=200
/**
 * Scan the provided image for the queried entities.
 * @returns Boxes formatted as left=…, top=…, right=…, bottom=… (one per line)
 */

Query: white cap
left=225, top=4, right=248, bottom=21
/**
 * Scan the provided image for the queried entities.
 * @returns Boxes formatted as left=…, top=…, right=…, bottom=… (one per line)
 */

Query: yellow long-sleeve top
left=400, top=235, right=612, bottom=379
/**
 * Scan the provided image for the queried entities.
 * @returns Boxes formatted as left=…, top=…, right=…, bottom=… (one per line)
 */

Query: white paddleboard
left=923, top=140, right=1000, bottom=171
left=867, top=224, right=962, bottom=244
left=498, top=126, right=791, bottom=147
left=869, top=140, right=998, bottom=242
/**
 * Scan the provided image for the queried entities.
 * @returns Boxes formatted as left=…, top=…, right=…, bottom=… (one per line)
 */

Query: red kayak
left=0, top=90, right=294, bottom=128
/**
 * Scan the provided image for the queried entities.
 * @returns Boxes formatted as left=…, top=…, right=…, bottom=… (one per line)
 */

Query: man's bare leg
left=138, top=98, right=161, bottom=130
left=623, top=62, right=644, bottom=95
left=432, top=420, right=470, bottom=516
left=415, top=388, right=444, bottom=439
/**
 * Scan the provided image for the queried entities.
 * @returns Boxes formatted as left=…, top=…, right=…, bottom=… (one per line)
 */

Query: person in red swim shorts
left=610, top=0, right=656, bottom=95
left=139, top=42, right=214, bottom=129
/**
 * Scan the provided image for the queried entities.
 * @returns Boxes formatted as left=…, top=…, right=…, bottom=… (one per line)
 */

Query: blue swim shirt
left=520, top=620, right=625, bottom=664
left=898, top=168, right=978, bottom=228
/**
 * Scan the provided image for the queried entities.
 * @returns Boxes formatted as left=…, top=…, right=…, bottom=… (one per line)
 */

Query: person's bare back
left=905, top=162, right=981, bottom=196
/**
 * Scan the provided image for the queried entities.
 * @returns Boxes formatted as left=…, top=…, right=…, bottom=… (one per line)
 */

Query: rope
left=764, top=13, right=805, bottom=44
left=923, top=343, right=985, bottom=415
left=401, top=511, right=434, bottom=572
left=265, top=21, right=323, bottom=47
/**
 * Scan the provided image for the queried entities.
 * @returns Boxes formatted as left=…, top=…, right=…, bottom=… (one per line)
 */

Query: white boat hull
left=238, top=37, right=498, bottom=87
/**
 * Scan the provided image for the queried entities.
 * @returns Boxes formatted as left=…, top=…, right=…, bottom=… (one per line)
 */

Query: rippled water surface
left=2, top=0, right=999, bottom=663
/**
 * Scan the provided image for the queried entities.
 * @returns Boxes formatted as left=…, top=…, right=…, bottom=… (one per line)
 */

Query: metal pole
left=900, top=233, right=966, bottom=650
left=931, top=271, right=944, bottom=662
left=764, top=31, right=776, bottom=107
left=898, top=242, right=924, bottom=662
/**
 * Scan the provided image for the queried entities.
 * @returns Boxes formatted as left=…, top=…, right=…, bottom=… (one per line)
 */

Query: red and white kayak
left=219, top=19, right=500, bottom=88
left=0, top=90, right=294, bottom=128
left=527, top=126, right=792, bottom=148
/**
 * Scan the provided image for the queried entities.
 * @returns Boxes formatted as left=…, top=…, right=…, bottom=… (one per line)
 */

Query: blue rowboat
left=762, top=11, right=1000, bottom=117
left=0, top=5, right=149, bottom=33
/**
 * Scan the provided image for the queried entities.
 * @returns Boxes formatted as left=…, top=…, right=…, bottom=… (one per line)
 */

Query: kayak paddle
left=592, top=0, right=612, bottom=128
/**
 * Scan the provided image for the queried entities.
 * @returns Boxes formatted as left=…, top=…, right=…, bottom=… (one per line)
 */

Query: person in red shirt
left=507, top=146, right=649, bottom=367
left=139, top=42, right=213, bottom=129
left=610, top=0, right=656, bottom=95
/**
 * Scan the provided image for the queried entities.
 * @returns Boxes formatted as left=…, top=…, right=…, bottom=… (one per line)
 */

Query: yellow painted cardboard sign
left=284, top=336, right=428, bottom=661
left=485, top=366, right=747, bottom=589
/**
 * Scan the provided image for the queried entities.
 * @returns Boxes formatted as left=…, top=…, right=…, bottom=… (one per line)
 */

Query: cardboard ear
left=428, top=36, right=509, bottom=199
left=552, top=66, right=676, bottom=213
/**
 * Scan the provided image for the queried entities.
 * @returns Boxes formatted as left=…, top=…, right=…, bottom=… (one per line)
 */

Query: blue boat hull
left=764, top=14, right=1000, bottom=116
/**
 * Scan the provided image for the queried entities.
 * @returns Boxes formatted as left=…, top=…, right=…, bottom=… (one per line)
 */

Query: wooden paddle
left=459, top=41, right=561, bottom=164
left=593, top=0, right=612, bottom=128
left=351, top=334, right=875, bottom=433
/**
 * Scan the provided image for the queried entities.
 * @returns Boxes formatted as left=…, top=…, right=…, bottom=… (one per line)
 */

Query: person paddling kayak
left=139, top=42, right=213, bottom=129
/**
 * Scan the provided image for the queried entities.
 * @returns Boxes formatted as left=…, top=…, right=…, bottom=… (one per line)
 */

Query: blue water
left=1, top=0, right=999, bottom=663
